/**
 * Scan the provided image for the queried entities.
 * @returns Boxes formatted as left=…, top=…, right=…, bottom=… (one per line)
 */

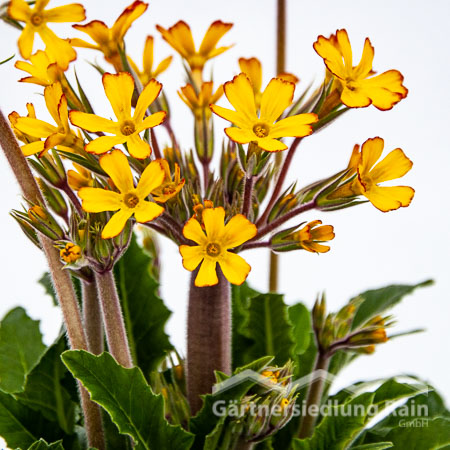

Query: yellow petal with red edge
left=69, top=111, right=117, bottom=133
left=313, top=34, right=346, bottom=80
left=102, top=209, right=133, bottom=239
left=354, top=38, right=374, bottom=79
left=44, top=132, right=66, bottom=150
left=257, top=137, right=287, bottom=152
left=260, top=78, right=295, bottom=123
left=136, top=160, right=165, bottom=198
left=364, top=185, right=414, bottom=212
left=18, top=24, right=35, bottom=59
left=85, top=135, right=125, bottom=154
left=195, top=258, right=218, bottom=287
left=15, top=117, right=56, bottom=138
left=199, top=20, right=232, bottom=56
left=111, top=0, right=147, bottom=42
left=222, top=214, right=257, bottom=249
left=78, top=187, right=122, bottom=212
left=336, top=29, right=352, bottom=68
left=44, top=83, right=63, bottom=124
left=57, top=95, right=70, bottom=131
left=203, top=207, right=225, bottom=241
left=304, top=242, right=331, bottom=253
left=211, top=105, right=248, bottom=129
left=38, top=27, right=76, bottom=70
left=72, top=21, right=109, bottom=45
left=219, top=251, right=251, bottom=285
left=179, top=84, right=197, bottom=108
left=341, top=86, right=372, bottom=108
left=239, top=57, right=262, bottom=94
left=180, top=245, right=204, bottom=271
left=370, top=148, right=413, bottom=183
left=270, top=113, right=317, bottom=139
left=103, top=72, right=134, bottom=121
left=156, top=21, right=195, bottom=59
left=126, top=134, right=151, bottom=159
left=136, top=111, right=166, bottom=133
left=153, top=56, right=172, bottom=77
left=224, top=126, right=254, bottom=145
left=347, top=144, right=361, bottom=171
left=134, top=79, right=162, bottom=122
left=183, top=217, right=207, bottom=245
left=8, top=0, right=31, bottom=22
left=133, top=200, right=164, bottom=223
left=22, top=141, right=45, bottom=156
left=99, top=149, right=133, bottom=193
left=223, top=74, right=258, bottom=124
left=359, top=137, right=384, bottom=174
left=42, top=4, right=85, bottom=22
left=67, top=37, right=100, bottom=51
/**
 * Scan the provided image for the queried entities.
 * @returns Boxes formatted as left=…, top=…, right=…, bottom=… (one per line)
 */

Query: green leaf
left=0, top=307, right=46, bottom=393
left=61, top=350, right=194, bottom=450
left=114, top=236, right=173, bottom=377
left=245, top=293, right=295, bottom=366
left=27, top=439, right=64, bottom=450
left=292, top=393, right=375, bottom=450
left=352, top=280, right=433, bottom=329
left=16, top=335, right=77, bottom=434
left=288, top=303, right=312, bottom=356
left=350, top=444, right=393, bottom=450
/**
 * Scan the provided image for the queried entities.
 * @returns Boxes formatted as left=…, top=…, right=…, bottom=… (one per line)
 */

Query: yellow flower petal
left=260, top=78, right=295, bottom=123
left=134, top=200, right=164, bottom=223
left=364, top=185, right=415, bottom=212
left=180, top=245, right=204, bottom=271
left=44, top=82, right=63, bottom=124
left=102, top=209, right=133, bottom=239
left=336, top=29, right=352, bottom=68
left=310, top=225, right=335, bottom=241
left=183, top=217, right=207, bottom=245
left=142, top=35, right=154, bottom=74
left=69, top=111, right=118, bottom=133
left=360, top=137, right=385, bottom=173
left=223, top=74, right=258, bottom=124
left=85, top=135, right=125, bottom=155
left=8, top=0, right=31, bottom=22
left=99, top=149, right=133, bottom=193
left=14, top=117, right=56, bottom=138
left=156, top=21, right=195, bottom=59
left=42, top=4, right=85, bottom=22
left=78, top=187, right=122, bottom=212
left=68, top=37, right=100, bottom=51
left=153, top=55, right=172, bottom=77
left=72, top=21, right=109, bottom=46
left=38, top=26, right=76, bottom=70
left=313, top=34, right=346, bottom=80
left=22, top=140, right=45, bottom=156
left=210, top=105, right=248, bottom=129
left=269, top=113, right=317, bottom=139
left=203, top=207, right=225, bottom=241
left=111, top=0, right=148, bottom=42
left=136, top=160, right=165, bottom=198
left=134, top=79, right=162, bottom=122
left=340, top=87, right=372, bottom=108
left=239, top=57, right=262, bottom=94
left=370, top=148, right=413, bottom=183
left=103, top=72, right=134, bottom=121
left=256, top=137, right=287, bottom=152
left=221, top=214, right=257, bottom=249
left=18, top=24, right=35, bottom=59
left=195, top=258, right=218, bottom=287
left=224, top=127, right=255, bottom=145
left=126, top=134, right=151, bottom=159
left=219, top=251, right=251, bottom=285
left=354, top=38, right=374, bottom=79
left=303, top=242, right=331, bottom=253
left=136, top=111, right=166, bottom=133
left=198, top=20, right=232, bottom=57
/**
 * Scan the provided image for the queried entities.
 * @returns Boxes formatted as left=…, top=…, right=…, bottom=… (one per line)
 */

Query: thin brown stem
left=82, top=280, right=104, bottom=355
left=202, top=159, right=210, bottom=195
left=159, top=212, right=187, bottom=244
left=61, top=182, right=84, bottom=217
left=276, top=0, right=286, bottom=75
left=150, top=127, right=162, bottom=160
left=95, top=270, right=133, bottom=368
left=240, top=241, right=271, bottom=251
left=269, top=252, right=279, bottom=292
left=241, top=175, right=255, bottom=218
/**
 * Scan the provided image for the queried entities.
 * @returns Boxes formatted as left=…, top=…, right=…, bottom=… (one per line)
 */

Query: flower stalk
left=82, top=279, right=104, bottom=355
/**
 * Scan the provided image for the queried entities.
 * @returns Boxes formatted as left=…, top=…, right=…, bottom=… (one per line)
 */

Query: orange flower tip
left=211, top=20, right=233, bottom=30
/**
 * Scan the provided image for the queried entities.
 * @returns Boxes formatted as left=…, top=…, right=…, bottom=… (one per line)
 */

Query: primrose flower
left=69, top=72, right=166, bottom=159
left=78, top=150, right=165, bottom=239
left=314, top=29, right=408, bottom=110
left=12, top=83, right=83, bottom=156
left=70, top=0, right=147, bottom=71
left=156, top=20, right=232, bottom=79
left=179, top=207, right=257, bottom=287
left=60, top=242, right=81, bottom=263
left=211, top=73, right=318, bottom=152
left=9, top=103, right=38, bottom=145
left=295, top=220, right=335, bottom=253
left=330, top=137, right=414, bottom=212
left=68, top=163, right=94, bottom=191
left=151, top=160, right=185, bottom=203
left=129, top=36, right=173, bottom=86
left=178, top=82, right=223, bottom=121
left=15, top=50, right=63, bottom=86
left=8, top=0, right=85, bottom=69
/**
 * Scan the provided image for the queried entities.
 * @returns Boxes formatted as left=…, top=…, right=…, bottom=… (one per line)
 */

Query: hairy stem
left=82, top=280, right=104, bottom=355
left=95, top=270, right=133, bottom=368
left=241, top=175, right=255, bottom=218
left=269, top=252, right=279, bottom=292
left=61, top=182, right=84, bottom=217
left=0, top=109, right=105, bottom=449
left=187, top=268, right=231, bottom=414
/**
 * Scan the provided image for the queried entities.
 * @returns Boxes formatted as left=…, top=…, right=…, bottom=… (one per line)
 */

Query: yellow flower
left=178, top=82, right=223, bottom=121
left=67, top=163, right=94, bottom=191
left=8, top=0, right=85, bottom=69
left=211, top=73, right=318, bottom=152
left=331, top=137, right=414, bottom=212
left=13, top=82, right=83, bottom=156
left=69, top=72, right=166, bottom=159
left=15, top=50, right=63, bottom=86
left=60, top=242, right=81, bottom=263
left=9, top=103, right=38, bottom=144
left=179, top=207, right=257, bottom=287
left=151, top=160, right=185, bottom=203
left=314, top=29, right=408, bottom=110
left=294, top=220, right=335, bottom=253
left=78, top=150, right=165, bottom=239
left=129, top=36, right=172, bottom=86
left=70, top=0, right=147, bottom=71
left=156, top=20, right=232, bottom=80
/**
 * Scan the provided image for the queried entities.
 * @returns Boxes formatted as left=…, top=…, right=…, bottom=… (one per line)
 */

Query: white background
left=0, top=0, right=449, bottom=414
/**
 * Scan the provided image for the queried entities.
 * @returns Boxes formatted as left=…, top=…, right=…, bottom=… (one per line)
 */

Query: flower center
left=252, top=123, right=270, bottom=138
left=124, top=192, right=139, bottom=208
left=163, top=185, right=176, bottom=195
left=120, top=120, right=136, bottom=136
left=206, top=242, right=221, bottom=257
left=30, top=13, right=43, bottom=26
